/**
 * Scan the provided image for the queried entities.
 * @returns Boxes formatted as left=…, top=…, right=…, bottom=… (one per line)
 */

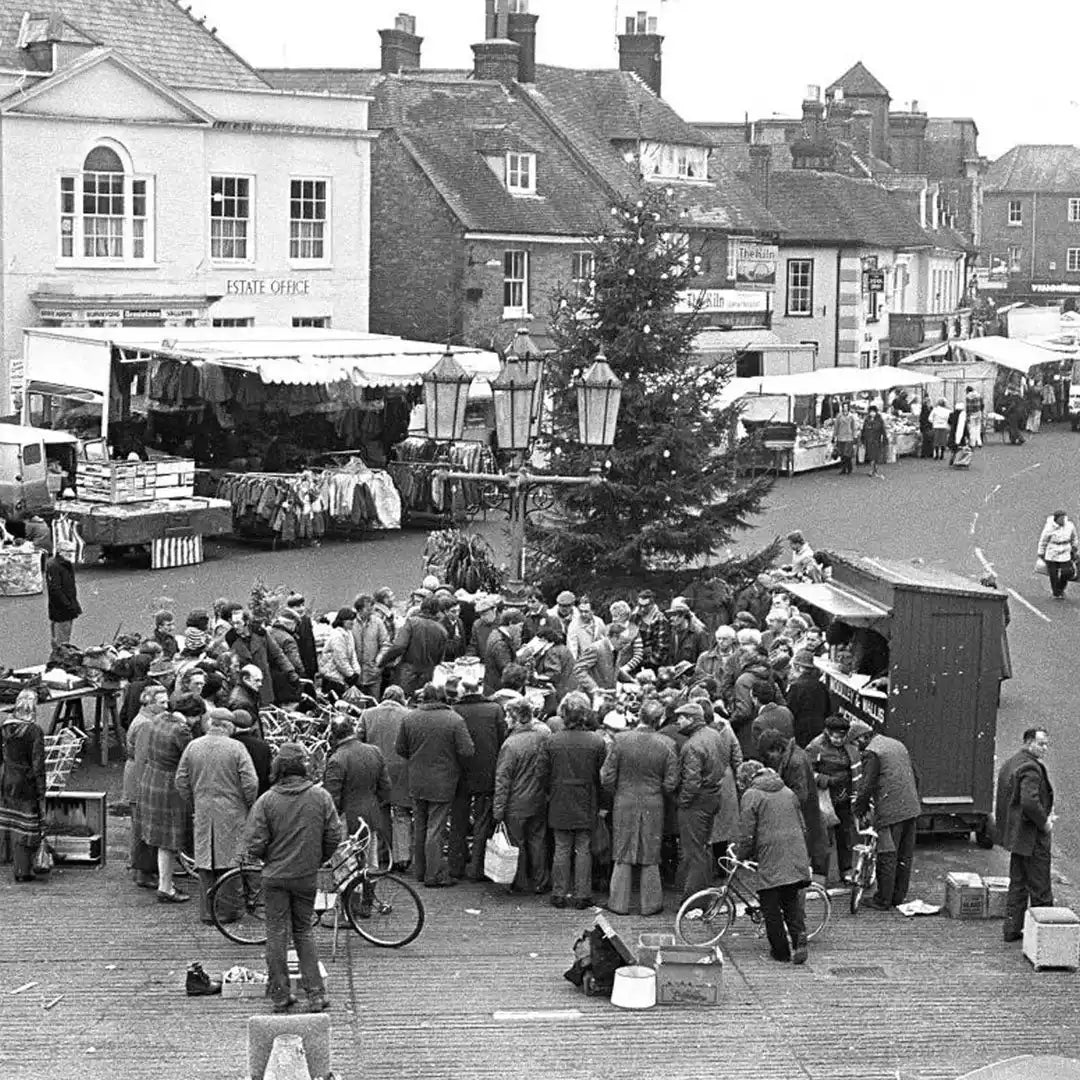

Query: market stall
left=781, top=551, right=1008, bottom=844
left=0, top=542, right=43, bottom=595
left=21, top=327, right=501, bottom=538
left=719, top=366, right=941, bottom=473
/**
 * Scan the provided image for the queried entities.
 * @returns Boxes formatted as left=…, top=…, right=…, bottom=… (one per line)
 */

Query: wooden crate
left=77, top=461, right=155, bottom=504
left=43, top=790, right=107, bottom=866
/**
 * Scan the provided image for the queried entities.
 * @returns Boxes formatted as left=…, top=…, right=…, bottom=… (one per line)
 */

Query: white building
left=0, top=3, right=373, bottom=411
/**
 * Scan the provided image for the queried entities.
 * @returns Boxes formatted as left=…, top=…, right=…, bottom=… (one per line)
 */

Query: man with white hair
left=45, top=539, right=82, bottom=645
left=228, top=664, right=264, bottom=719
left=695, top=625, right=737, bottom=681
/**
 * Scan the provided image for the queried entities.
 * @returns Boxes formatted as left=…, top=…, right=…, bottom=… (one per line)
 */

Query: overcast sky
left=196, top=0, right=1078, bottom=161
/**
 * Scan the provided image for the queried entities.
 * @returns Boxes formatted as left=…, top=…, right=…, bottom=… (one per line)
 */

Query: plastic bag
left=33, top=843, right=53, bottom=876
left=1034, top=557, right=1048, bottom=577
left=484, top=823, right=519, bottom=885
left=817, top=787, right=840, bottom=830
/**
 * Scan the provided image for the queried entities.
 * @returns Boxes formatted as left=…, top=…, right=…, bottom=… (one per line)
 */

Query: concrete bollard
left=264, top=1034, right=311, bottom=1080
left=248, top=1014, right=331, bottom=1080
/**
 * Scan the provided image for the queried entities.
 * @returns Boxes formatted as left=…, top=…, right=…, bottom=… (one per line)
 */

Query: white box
left=1023, top=907, right=1080, bottom=971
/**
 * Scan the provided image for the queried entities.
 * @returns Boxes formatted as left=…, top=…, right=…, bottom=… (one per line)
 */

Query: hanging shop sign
left=864, top=269, right=885, bottom=293
left=734, top=242, right=778, bottom=289
left=225, top=278, right=312, bottom=296
left=675, top=288, right=768, bottom=313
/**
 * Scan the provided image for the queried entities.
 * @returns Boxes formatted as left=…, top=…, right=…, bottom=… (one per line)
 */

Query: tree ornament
left=662, top=449, right=670, bottom=458
left=643, top=325, right=651, bottom=334
left=627, top=268, right=635, bottom=276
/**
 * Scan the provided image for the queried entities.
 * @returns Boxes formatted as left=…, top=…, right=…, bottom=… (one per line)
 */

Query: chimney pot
left=618, top=29, right=664, bottom=96
left=506, top=9, right=538, bottom=83
left=471, top=38, right=521, bottom=86
left=379, top=14, right=422, bottom=74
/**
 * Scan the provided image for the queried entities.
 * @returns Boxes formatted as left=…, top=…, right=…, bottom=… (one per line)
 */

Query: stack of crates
left=151, top=457, right=196, bottom=499
left=77, top=460, right=154, bottom=504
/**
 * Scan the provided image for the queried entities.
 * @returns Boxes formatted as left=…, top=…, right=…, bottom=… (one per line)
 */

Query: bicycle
left=848, top=823, right=879, bottom=915
left=207, top=819, right=425, bottom=949
left=674, top=845, right=831, bottom=948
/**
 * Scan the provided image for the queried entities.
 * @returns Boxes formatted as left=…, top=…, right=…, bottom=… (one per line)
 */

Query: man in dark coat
left=448, top=678, right=507, bottom=881
left=45, top=540, right=81, bottom=645
left=228, top=665, right=264, bottom=719
left=323, top=715, right=391, bottom=855
left=668, top=605, right=711, bottom=668
left=759, top=730, right=827, bottom=878
left=380, top=597, right=448, bottom=698
left=673, top=702, right=726, bottom=900
left=806, top=715, right=860, bottom=880
left=750, top=681, right=795, bottom=754
left=850, top=725, right=921, bottom=909
left=358, top=687, right=412, bottom=868
left=231, top=709, right=273, bottom=795
left=482, top=613, right=518, bottom=696
left=731, top=646, right=786, bottom=759
left=285, top=594, right=319, bottom=682
left=267, top=611, right=304, bottom=704
left=786, top=650, right=831, bottom=748
left=736, top=760, right=811, bottom=964
left=493, top=698, right=551, bottom=894
left=996, top=727, right=1055, bottom=942
left=226, top=611, right=293, bottom=706
left=395, top=684, right=474, bottom=887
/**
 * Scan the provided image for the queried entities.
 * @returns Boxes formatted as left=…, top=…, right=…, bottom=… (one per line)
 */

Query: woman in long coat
left=323, top=715, right=391, bottom=861
left=859, top=404, right=888, bottom=479
left=0, top=690, right=47, bottom=882
left=125, top=683, right=170, bottom=888
left=600, top=709, right=678, bottom=916
left=709, top=716, right=744, bottom=856
left=137, top=709, right=193, bottom=902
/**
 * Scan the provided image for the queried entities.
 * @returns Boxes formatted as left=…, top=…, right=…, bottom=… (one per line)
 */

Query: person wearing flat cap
left=243, top=742, right=341, bottom=1014
left=547, top=590, right=578, bottom=633
left=673, top=702, right=728, bottom=899
left=468, top=594, right=501, bottom=659
left=787, top=649, right=831, bottom=748
left=175, top=709, right=259, bottom=924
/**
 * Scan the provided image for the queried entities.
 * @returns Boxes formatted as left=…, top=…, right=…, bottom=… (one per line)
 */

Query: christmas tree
left=529, top=185, right=773, bottom=590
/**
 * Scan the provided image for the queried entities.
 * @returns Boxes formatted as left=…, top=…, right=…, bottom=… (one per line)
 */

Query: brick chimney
left=618, top=10, right=663, bottom=97
left=378, top=13, right=422, bottom=74
left=826, top=91, right=854, bottom=142
left=506, top=9, right=538, bottom=83
left=801, top=86, right=826, bottom=144
left=472, top=38, right=521, bottom=85
left=748, top=144, right=771, bottom=209
left=888, top=105, right=929, bottom=175
left=851, top=110, right=872, bottom=159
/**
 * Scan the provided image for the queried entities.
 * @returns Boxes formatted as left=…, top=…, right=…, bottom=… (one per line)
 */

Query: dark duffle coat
left=395, top=702, right=474, bottom=804
left=775, top=737, right=828, bottom=875
left=358, top=701, right=412, bottom=807
left=600, top=727, right=678, bottom=866
left=136, top=714, right=193, bottom=851
left=323, top=736, right=391, bottom=844
left=174, top=728, right=258, bottom=870
left=493, top=727, right=550, bottom=822
left=709, top=721, right=744, bottom=845
left=546, top=728, right=606, bottom=831
left=737, top=769, right=811, bottom=890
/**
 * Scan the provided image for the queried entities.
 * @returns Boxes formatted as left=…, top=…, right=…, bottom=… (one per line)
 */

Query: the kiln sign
left=225, top=279, right=311, bottom=296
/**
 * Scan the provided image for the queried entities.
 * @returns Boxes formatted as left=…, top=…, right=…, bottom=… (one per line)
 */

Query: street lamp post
left=423, top=333, right=622, bottom=600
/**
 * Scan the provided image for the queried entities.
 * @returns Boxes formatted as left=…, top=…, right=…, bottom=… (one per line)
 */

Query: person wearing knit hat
left=805, top=715, right=860, bottom=882
left=242, top=740, right=341, bottom=1012
left=733, top=611, right=759, bottom=631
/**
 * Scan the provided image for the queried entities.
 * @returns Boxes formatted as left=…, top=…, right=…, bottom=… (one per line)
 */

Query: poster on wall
left=734, top=241, right=778, bottom=289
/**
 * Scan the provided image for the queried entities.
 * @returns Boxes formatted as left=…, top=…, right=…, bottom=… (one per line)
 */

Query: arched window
left=59, top=143, right=152, bottom=262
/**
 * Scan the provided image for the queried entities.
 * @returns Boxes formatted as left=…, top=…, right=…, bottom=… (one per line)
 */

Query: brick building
left=981, top=145, right=1080, bottom=308
left=0, top=0, right=373, bottom=414
left=262, top=5, right=780, bottom=354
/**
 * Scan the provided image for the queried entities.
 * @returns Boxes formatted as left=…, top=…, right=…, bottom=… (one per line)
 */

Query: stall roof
left=0, top=423, right=78, bottom=445
left=716, top=364, right=940, bottom=406
left=835, top=552, right=1003, bottom=598
left=897, top=336, right=1058, bottom=374
left=22, top=327, right=501, bottom=391
left=694, top=328, right=782, bottom=352
left=781, top=580, right=891, bottom=627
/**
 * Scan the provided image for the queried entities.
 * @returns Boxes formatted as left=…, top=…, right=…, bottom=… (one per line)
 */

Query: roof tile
left=985, top=145, right=1080, bottom=192
left=826, top=61, right=890, bottom=99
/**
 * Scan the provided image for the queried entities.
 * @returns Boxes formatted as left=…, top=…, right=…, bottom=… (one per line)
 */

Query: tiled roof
left=768, top=170, right=939, bottom=248
left=259, top=69, right=385, bottom=96
left=377, top=77, right=614, bottom=235
left=985, top=145, right=1080, bottom=192
left=827, top=61, right=890, bottom=99
left=0, top=0, right=266, bottom=90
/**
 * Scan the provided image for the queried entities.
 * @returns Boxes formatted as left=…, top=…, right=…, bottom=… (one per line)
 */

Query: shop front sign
left=1032, top=283, right=1080, bottom=294
left=675, top=288, right=768, bottom=313
left=826, top=671, right=886, bottom=728
left=225, top=278, right=312, bottom=296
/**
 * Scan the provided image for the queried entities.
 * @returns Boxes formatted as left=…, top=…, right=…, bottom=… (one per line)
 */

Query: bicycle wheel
left=210, top=866, right=267, bottom=946
left=803, top=882, right=831, bottom=940
left=674, top=888, right=735, bottom=946
left=849, top=848, right=875, bottom=915
left=342, top=873, right=425, bottom=948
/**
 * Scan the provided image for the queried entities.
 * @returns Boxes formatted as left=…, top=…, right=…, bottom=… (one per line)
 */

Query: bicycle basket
left=329, top=845, right=363, bottom=891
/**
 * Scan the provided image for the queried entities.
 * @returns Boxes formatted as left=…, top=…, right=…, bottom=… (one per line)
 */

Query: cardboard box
left=221, top=978, right=268, bottom=999
left=984, top=876, right=1010, bottom=920
left=654, top=945, right=724, bottom=1006
left=637, top=932, right=676, bottom=970
left=945, top=872, right=986, bottom=919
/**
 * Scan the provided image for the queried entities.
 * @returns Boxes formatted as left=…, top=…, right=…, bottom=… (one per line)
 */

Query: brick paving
left=4, top=761, right=1080, bottom=1080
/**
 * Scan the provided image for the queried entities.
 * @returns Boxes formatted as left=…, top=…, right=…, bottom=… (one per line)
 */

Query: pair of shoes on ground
left=158, top=888, right=190, bottom=904
left=186, top=963, right=221, bottom=996
left=551, top=896, right=595, bottom=910
left=862, top=896, right=894, bottom=911
left=272, top=994, right=330, bottom=1014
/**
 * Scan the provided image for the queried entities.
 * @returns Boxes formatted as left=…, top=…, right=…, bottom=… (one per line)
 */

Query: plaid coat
left=136, top=715, right=193, bottom=851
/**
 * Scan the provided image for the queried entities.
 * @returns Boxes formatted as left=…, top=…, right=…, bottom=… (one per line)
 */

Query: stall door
left=917, top=612, right=983, bottom=804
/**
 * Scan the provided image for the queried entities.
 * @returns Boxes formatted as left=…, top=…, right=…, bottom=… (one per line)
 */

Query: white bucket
left=610, top=965, right=657, bottom=1010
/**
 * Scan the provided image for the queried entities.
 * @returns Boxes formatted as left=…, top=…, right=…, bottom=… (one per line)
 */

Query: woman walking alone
left=860, top=404, right=888, bottom=479
left=0, top=690, right=47, bottom=882
left=1037, top=510, right=1079, bottom=600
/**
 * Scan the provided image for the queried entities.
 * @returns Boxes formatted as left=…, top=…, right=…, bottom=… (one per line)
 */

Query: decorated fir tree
left=529, top=185, right=772, bottom=590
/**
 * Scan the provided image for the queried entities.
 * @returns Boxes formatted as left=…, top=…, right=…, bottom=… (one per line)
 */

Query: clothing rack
left=387, top=438, right=496, bottom=518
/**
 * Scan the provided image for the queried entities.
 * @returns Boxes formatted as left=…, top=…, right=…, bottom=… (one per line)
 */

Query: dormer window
left=640, top=142, right=708, bottom=182
left=506, top=152, right=536, bottom=195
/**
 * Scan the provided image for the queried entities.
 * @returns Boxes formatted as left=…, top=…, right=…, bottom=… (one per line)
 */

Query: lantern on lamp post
left=491, top=361, right=542, bottom=453
left=422, top=349, right=474, bottom=442
left=577, top=353, right=623, bottom=447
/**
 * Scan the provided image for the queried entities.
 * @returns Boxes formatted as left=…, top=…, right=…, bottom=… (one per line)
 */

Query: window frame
left=503, top=249, right=529, bottom=318
left=571, top=249, right=595, bottom=299
left=211, top=317, right=255, bottom=328
left=1007, top=244, right=1023, bottom=272
left=210, top=174, right=254, bottom=264
left=505, top=153, right=537, bottom=195
left=785, top=258, right=813, bottom=317
left=289, top=177, right=331, bottom=265
left=1069, top=198, right=1080, bottom=223
left=58, top=157, right=155, bottom=265
left=291, top=316, right=331, bottom=329
left=1007, top=199, right=1023, bottom=226
left=1067, top=248, right=1080, bottom=273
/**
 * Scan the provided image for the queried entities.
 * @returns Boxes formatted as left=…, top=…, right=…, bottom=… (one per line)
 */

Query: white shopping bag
left=484, top=824, right=519, bottom=885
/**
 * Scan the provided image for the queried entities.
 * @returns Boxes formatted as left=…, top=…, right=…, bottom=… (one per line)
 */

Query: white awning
left=694, top=328, right=782, bottom=352
left=715, top=364, right=941, bottom=407
left=781, top=580, right=891, bottom=628
left=898, top=336, right=1061, bottom=374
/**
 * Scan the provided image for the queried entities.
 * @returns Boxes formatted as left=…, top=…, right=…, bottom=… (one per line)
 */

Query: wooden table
left=14, top=670, right=123, bottom=766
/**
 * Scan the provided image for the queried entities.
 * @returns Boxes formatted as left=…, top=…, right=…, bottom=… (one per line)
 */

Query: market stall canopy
left=781, top=580, right=891, bottom=629
left=714, top=364, right=941, bottom=408
left=897, top=336, right=1059, bottom=374
left=22, top=327, right=501, bottom=395
left=693, top=328, right=782, bottom=352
